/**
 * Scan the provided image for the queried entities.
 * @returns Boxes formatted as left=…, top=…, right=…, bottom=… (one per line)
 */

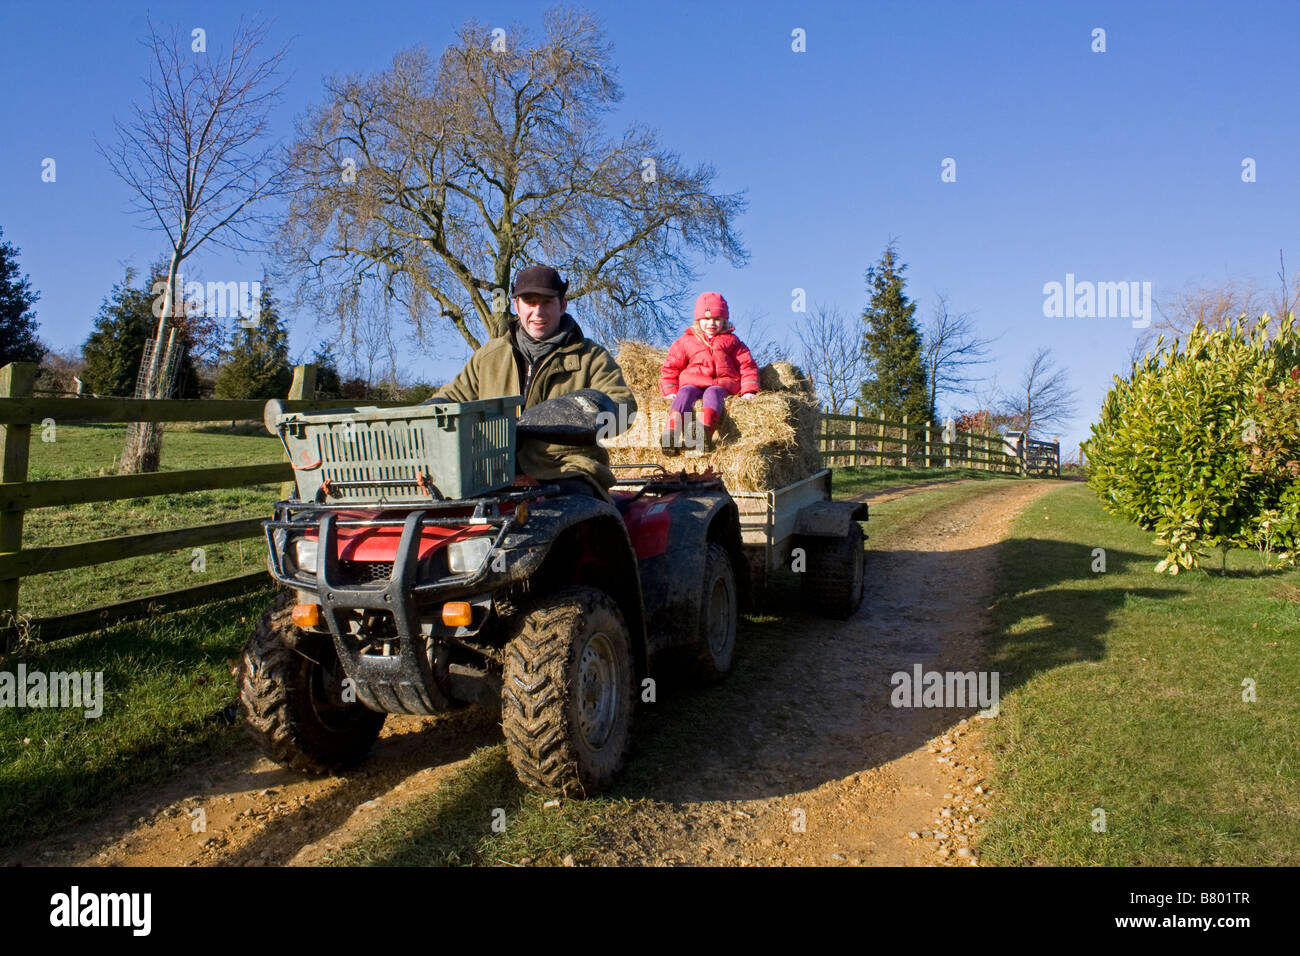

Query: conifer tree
left=0, top=227, right=45, bottom=367
left=214, top=282, right=292, bottom=399
left=82, top=267, right=200, bottom=398
left=858, top=242, right=931, bottom=423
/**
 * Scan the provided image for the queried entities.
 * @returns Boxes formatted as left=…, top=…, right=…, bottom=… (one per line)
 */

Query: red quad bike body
left=238, top=399, right=866, bottom=796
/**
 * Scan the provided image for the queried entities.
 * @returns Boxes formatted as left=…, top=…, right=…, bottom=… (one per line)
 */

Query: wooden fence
left=817, top=407, right=1059, bottom=477
left=0, top=362, right=391, bottom=648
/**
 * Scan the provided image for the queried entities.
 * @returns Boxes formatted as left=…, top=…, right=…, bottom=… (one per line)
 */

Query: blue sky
left=3, top=0, right=1298, bottom=455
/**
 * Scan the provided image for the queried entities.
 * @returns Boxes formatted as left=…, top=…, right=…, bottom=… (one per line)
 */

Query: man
left=425, top=265, right=636, bottom=496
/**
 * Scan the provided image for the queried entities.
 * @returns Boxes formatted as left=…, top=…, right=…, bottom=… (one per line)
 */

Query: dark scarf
left=514, top=314, right=578, bottom=366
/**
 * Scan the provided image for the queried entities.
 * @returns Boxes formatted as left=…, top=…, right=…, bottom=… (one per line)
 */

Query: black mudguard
left=631, top=490, right=744, bottom=659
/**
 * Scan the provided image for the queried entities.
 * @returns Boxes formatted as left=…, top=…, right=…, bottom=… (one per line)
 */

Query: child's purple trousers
left=670, top=385, right=729, bottom=433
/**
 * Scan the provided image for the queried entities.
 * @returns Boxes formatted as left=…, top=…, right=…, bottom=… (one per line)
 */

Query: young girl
left=659, top=292, right=760, bottom=452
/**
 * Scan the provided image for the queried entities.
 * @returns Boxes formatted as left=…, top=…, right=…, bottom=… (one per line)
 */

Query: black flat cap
left=512, top=265, right=568, bottom=298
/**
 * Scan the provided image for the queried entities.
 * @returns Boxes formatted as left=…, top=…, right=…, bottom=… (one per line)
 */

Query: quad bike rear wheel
left=690, top=543, right=738, bottom=681
left=238, top=591, right=386, bottom=774
left=501, top=587, right=634, bottom=796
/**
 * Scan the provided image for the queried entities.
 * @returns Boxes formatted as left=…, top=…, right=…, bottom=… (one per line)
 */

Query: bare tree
left=1001, top=347, right=1077, bottom=438
left=733, top=310, right=789, bottom=367
left=1269, top=249, right=1300, bottom=321
left=279, top=7, right=745, bottom=353
left=795, top=302, right=867, bottom=414
left=99, top=18, right=291, bottom=472
left=923, top=292, right=995, bottom=417
left=1152, top=276, right=1261, bottom=338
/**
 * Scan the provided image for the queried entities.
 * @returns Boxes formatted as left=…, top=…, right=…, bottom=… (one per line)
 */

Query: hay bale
left=617, top=341, right=813, bottom=399
left=603, top=387, right=822, bottom=492
left=758, top=361, right=814, bottom=396
left=607, top=341, right=823, bottom=491
left=614, top=341, right=667, bottom=393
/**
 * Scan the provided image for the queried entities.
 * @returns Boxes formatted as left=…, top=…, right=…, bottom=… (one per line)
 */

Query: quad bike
left=237, top=390, right=866, bottom=795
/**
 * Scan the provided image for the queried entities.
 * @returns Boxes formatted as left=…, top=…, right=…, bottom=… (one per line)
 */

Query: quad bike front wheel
left=501, top=587, right=635, bottom=796
left=237, top=591, right=386, bottom=774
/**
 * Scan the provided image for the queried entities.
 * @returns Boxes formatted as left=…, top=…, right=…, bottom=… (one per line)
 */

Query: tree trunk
left=120, top=250, right=182, bottom=475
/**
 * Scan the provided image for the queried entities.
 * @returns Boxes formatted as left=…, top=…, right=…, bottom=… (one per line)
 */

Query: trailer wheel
left=801, top=522, right=866, bottom=619
left=237, top=591, right=386, bottom=774
left=690, top=543, right=738, bottom=681
left=502, top=587, right=635, bottom=796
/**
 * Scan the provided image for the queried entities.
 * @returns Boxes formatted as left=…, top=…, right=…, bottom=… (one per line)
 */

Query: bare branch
left=1001, top=346, right=1078, bottom=437
left=97, top=17, right=292, bottom=472
left=796, top=302, right=868, bottom=415
left=923, top=292, right=997, bottom=416
left=278, top=7, right=746, bottom=352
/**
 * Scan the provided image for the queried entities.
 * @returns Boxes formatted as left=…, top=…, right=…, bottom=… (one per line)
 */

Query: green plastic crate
left=274, top=397, right=521, bottom=503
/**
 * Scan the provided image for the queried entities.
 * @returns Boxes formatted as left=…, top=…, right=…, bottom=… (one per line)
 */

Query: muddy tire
left=501, top=587, right=634, bottom=796
left=690, top=543, right=738, bottom=681
left=801, top=522, right=866, bottom=619
left=237, top=591, right=385, bottom=774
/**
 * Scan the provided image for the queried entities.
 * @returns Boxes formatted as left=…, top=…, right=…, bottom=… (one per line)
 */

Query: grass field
left=980, top=484, right=1300, bottom=865
left=831, top=465, right=1010, bottom=498
left=20, top=423, right=283, bottom=619
left=0, top=586, right=276, bottom=847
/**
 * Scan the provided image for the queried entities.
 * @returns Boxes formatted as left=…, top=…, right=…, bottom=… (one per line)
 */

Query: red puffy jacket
left=659, top=325, right=761, bottom=397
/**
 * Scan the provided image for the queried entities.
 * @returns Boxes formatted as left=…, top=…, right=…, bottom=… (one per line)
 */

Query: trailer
left=729, top=468, right=868, bottom=618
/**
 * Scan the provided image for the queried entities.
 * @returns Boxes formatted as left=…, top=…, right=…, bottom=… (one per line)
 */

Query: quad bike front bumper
left=262, top=489, right=553, bottom=714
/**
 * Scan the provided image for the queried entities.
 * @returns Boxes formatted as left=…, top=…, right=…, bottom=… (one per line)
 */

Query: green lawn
left=1, top=425, right=288, bottom=847
left=831, top=465, right=1011, bottom=498
left=981, top=483, right=1300, bottom=865
left=0, top=586, right=276, bottom=848
left=20, top=423, right=284, bottom=619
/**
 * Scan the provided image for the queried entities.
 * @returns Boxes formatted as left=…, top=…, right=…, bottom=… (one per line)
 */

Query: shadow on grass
left=190, top=422, right=271, bottom=436
left=0, top=589, right=275, bottom=849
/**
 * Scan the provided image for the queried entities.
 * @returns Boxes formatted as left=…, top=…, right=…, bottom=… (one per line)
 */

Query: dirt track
left=3, top=478, right=1059, bottom=867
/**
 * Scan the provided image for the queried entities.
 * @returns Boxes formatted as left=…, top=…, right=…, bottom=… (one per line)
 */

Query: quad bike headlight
left=446, top=535, right=493, bottom=573
left=293, top=537, right=319, bottom=575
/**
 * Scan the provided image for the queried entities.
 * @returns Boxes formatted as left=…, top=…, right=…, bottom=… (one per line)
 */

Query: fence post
left=901, top=414, right=908, bottom=468
left=1003, top=431, right=1025, bottom=475
left=821, top=404, right=828, bottom=464
left=924, top=420, right=932, bottom=468
left=0, top=362, right=36, bottom=643
left=849, top=406, right=858, bottom=468
left=943, top=418, right=953, bottom=469
left=280, top=364, right=318, bottom=499
left=878, top=416, right=885, bottom=467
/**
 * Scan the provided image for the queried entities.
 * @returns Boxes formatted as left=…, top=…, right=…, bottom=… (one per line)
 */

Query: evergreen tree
left=81, top=266, right=200, bottom=398
left=858, top=242, right=931, bottom=422
left=0, top=227, right=45, bottom=366
left=214, top=282, right=292, bottom=399
left=310, top=346, right=341, bottom=398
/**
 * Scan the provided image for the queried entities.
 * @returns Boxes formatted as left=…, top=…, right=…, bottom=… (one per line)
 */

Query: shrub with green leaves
left=1084, top=316, right=1300, bottom=573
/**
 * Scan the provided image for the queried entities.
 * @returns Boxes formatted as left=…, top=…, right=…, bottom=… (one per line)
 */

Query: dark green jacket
left=432, top=318, right=636, bottom=489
